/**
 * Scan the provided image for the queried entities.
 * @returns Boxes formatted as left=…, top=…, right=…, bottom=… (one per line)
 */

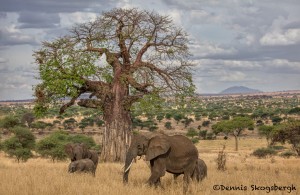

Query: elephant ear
left=64, top=143, right=74, bottom=156
left=79, top=143, right=89, bottom=158
left=145, top=136, right=170, bottom=161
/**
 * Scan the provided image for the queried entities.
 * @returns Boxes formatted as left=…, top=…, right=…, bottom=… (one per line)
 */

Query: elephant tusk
left=124, top=159, right=133, bottom=173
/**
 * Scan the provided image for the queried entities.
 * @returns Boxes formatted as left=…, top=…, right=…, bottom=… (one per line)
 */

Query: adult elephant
left=123, top=133, right=199, bottom=192
left=64, top=143, right=99, bottom=169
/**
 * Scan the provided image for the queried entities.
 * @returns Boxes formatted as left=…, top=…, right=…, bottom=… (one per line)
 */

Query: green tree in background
left=213, top=117, right=254, bottom=151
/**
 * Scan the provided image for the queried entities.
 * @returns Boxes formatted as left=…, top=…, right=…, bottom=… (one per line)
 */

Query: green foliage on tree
left=212, top=117, right=254, bottom=151
left=0, top=116, right=20, bottom=130
left=288, top=107, right=300, bottom=115
left=199, top=130, right=207, bottom=140
left=31, top=121, right=53, bottom=131
left=156, top=113, right=165, bottom=122
left=271, top=119, right=300, bottom=156
left=202, top=120, right=210, bottom=127
left=271, top=116, right=283, bottom=125
left=186, top=128, right=198, bottom=138
left=182, top=117, right=194, bottom=128
left=173, top=113, right=184, bottom=124
left=63, top=118, right=77, bottom=130
left=164, top=121, right=172, bottom=130
left=165, top=113, right=172, bottom=120
left=2, top=127, right=36, bottom=162
left=258, top=125, right=275, bottom=146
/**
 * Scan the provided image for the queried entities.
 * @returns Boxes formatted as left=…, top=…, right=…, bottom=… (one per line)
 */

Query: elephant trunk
left=123, top=149, right=137, bottom=184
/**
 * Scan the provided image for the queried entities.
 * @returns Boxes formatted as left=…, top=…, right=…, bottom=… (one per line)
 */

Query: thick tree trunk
left=101, top=115, right=131, bottom=162
left=100, top=72, right=132, bottom=162
left=234, top=135, right=238, bottom=151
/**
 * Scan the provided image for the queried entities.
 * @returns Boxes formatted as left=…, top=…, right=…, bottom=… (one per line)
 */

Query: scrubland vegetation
left=0, top=93, right=299, bottom=194
left=1, top=138, right=299, bottom=195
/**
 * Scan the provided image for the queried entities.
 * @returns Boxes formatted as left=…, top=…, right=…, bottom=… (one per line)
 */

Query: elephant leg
left=148, top=159, right=166, bottom=187
left=183, top=173, right=191, bottom=194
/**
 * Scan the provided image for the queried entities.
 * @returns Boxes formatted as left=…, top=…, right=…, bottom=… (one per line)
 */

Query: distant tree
left=164, top=121, right=172, bottom=130
left=31, top=121, right=53, bottom=132
left=173, top=113, right=184, bottom=124
left=63, top=118, right=77, bottom=130
left=202, top=120, right=210, bottom=127
left=182, top=117, right=194, bottom=128
left=199, top=130, right=207, bottom=140
left=0, top=116, right=20, bottom=131
left=165, top=113, right=172, bottom=120
left=288, top=107, right=300, bottom=115
left=258, top=125, right=274, bottom=146
left=271, top=120, right=300, bottom=156
left=3, top=127, right=35, bottom=162
left=212, top=117, right=254, bottom=151
left=156, top=114, right=165, bottom=122
left=186, top=128, right=198, bottom=138
left=271, top=116, right=283, bottom=125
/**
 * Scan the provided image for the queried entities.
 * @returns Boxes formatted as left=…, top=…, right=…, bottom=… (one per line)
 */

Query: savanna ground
left=1, top=137, right=299, bottom=195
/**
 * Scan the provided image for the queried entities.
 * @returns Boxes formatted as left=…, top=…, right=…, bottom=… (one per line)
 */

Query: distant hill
left=220, top=86, right=262, bottom=94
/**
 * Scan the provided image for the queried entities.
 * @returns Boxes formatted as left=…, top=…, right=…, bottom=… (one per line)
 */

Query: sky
left=0, top=0, right=300, bottom=100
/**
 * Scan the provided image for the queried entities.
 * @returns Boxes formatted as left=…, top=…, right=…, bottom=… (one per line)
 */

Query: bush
left=36, top=131, right=97, bottom=162
left=280, top=151, right=296, bottom=159
left=199, top=130, right=207, bottom=140
left=0, top=116, right=20, bottom=130
left=191, top=137, right=199, bottom=144
left=164, top=122, right=172, bottom=130
left=206, top=132, right=216, bottom=140
left=202, top=120, right=210, bottom=127
left=2, top=127, right=35, bottom=162
left=186, top=128, right=198, bottom=138
left=252, top=147, right=277, bottom=158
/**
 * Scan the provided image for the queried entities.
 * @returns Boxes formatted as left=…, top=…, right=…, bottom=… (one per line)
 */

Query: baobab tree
left=33, top=8, right=194, bottom=162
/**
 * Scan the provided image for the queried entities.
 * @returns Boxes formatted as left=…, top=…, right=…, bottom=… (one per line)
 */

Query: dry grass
left=1, top=138, right=299, bottom=195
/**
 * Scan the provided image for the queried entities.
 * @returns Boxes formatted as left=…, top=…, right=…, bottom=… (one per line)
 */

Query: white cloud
left=219, top=71, right=246, bottom=82
left=260, top=28, right=300, bottom=46
left=59, top=12, right=97, bottom=27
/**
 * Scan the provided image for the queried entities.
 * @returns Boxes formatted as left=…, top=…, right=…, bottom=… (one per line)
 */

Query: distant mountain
left=220, top=86, right=262, bottom=94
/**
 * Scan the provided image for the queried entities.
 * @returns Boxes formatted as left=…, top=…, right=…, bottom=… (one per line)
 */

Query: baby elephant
left=173, top=158, right=207, bottom=182
left=193, top=158, right=207, bottom=182
left=68, top=159, right=96, bottom=176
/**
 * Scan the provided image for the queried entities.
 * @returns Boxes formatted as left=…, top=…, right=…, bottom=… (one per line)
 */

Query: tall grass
left=1, top=138, right=299, bottom=195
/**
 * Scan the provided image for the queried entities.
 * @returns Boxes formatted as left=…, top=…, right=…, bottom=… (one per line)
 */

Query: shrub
left=0, top=116, right=20, bottom=130
left=280, top=151, right=296, bottom=159
left=199, top=130, right=207, bottom=140
left=252, top=147, right=277, bottom=158
left=165, top=113, right=172, bottom=120
left=191, top=137, right=199, bottom=144
left=206, top=132, right=216, bottom=140
left=2, top=127, right=35, bottom=162
left=186, top=128, right=198, bottom=138
left=36, top=131, right=97, bottom=162
left=202, top=120, right=210, bottom=127
left=164, top=122, right=172, bottom=130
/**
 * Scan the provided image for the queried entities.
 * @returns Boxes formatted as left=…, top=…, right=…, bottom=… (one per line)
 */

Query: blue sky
left=0, top=0, right=300, bottom=100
